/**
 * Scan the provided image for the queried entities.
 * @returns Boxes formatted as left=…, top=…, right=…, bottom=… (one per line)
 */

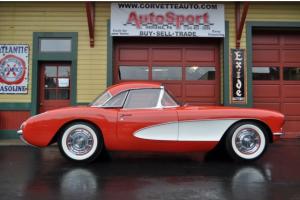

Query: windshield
left=90, top=91, right=112, bottom=107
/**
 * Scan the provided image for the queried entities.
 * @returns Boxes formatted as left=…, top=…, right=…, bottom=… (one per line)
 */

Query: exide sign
left=111, top=3, right=224, bottom=38
left=127, top=11, right=209, bottom=29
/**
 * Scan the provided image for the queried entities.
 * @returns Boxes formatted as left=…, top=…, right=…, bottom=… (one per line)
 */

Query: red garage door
left=253, top=31, right=300, bottom=137
left=114, top=38, right=220, bottom=106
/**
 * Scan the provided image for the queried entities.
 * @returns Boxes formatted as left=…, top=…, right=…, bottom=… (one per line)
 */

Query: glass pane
left=57, top=89, right=70, bottom=99
left=119, top=66, right=148, bottom=80
left=124, top=89, right=160, bottom=109
left=152, top=67, right=182, bottom=80
left=161, top=90, right=178, bottom=107
left=186, top=66, right=215, bottom=80
left=45, top=66, right=57, bottom=77
left=252, top=67, right=280, bottom=80
left=58, top=66, right=70, bottom=77
left=45, top=89, right=56, bottom=99
left=40, top=39, right=72, bottom=52
left=284, top=67, right=300, bottom=80
left=104, top=91, right=128, bottom=108
left=45, top=77, right=57, bottom=88
left=91, top=91, right=112, bottom=106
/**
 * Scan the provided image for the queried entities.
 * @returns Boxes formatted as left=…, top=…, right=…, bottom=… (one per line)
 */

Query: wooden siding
left=0, top=2, right=110, bottom=103
left=0, top=111, right=30, bottom=130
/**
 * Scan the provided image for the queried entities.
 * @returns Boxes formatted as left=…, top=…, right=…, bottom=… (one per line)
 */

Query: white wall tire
left=58, top=122, right=103, bottom=163
left=226, top=121, right=268, bottom=161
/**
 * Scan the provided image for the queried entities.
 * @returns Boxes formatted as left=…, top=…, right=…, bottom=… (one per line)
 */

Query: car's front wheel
left=225, top=121, right=268, bottom=161
left=58, top=122, right=103, bottom=163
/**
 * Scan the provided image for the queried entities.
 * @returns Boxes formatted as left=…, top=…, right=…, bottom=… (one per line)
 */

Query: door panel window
left=252, top=67, right=280, bottom=80
left=44, top=65, right=70, bottom=100
left=186, top=66, right=215, bottom=80
left=284, top=67, right=300, bottom=80
left=124, top=89, right=160, bottom=109
left=152, top=66, right=182, bottom=80
left=119, top=66, right=148, bottom=80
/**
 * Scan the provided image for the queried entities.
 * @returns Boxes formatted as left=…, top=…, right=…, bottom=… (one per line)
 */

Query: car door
left=116, top=88, right=178, bottom=151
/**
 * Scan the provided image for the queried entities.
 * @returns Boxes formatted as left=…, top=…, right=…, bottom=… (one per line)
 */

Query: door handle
left=120, top=113, right=132, bottom=118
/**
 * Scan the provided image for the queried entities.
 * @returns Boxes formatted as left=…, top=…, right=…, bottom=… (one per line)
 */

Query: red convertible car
left=18, top=82, right=284, bottom=162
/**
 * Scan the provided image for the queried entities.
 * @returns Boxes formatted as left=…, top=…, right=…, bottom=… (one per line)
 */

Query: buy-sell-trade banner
left=0, top=44, right=29, bottom=94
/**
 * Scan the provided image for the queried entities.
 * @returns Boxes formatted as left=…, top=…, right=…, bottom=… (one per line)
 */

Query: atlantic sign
left=111, top=3, right=225, bottom=37
left=0, top=44, right=29, bottom=94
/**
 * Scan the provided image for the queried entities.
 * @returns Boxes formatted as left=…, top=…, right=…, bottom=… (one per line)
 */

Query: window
left=186, top=66, right=215, bottom=80
left=90, top=91, right=112, bottom=107
left=124, top=89, right=160, bottom=109
left=103, top=91, right=128, bottom=108
left=161, top=90, right=178, bottom=107
left=44, top=65, right=70, bottom=100
left=284, top=67, right=300, bottom=80
left=119, top=66, right=148, bottom=80
left=252, top=67, right=280, bottom=80
left=40, top=39, right=72, bottom=52
left=152, top=66, right=182, bottom=80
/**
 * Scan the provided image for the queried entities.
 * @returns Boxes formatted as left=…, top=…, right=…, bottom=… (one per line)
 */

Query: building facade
left=1, top=2, right=300, bottom=138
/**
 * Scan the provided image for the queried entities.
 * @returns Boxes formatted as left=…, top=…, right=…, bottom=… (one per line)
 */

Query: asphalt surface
left=0, top=140, right=300, bottom=200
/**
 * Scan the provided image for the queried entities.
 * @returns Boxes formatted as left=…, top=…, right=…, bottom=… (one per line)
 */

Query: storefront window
left=119, top=66, right=149, bottom=80
left=284, top=67, right=300, bottom=80
left=40, top=39, right=72, bottom=52
left=252, top=67, right=280, bottom=80
left=186, top=66, right=215, bottom=80
left=152, top=66, right=182, bottom=80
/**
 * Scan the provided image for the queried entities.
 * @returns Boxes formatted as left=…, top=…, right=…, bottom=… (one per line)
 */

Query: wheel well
left=221, top=119, right=273, bottom=144
left=48, top=119, right=103, bottom=145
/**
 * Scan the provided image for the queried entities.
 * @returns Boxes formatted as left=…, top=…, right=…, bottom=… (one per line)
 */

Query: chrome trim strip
left=17, top=129, right=23, bottom=135
left=273, top=132, right=284, bottom=136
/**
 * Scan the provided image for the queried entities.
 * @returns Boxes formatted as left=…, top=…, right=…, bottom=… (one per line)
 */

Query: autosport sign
left=111, top=3, right=225, bottom=37
left=0, top=44, right=29, bottom=94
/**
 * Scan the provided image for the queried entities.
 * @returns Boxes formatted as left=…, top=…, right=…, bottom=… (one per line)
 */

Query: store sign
left=0, top=44, right=29, bottom=94
left=231, top=49, right=247, bottom=104
left=111, top=3, right=224, bottom=37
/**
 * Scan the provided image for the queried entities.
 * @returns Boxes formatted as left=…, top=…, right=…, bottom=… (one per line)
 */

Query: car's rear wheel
left=58, top=122, right=103, bottom=163
left=225, top=121, right=268, bottom=161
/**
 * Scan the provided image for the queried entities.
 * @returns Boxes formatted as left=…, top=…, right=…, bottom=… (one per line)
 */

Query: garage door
left=114, top=38, right=220, bottom=106
left=252, top=31, right=300, bottom=137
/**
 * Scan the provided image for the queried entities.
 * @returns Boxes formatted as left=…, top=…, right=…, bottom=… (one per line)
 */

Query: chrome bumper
left=273, top=132, right=284, bottom=136
left=17, top=129, right=35, bottom=147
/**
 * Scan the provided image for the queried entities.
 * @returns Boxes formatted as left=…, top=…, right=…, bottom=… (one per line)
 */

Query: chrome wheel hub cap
left=66, top=128, right=94, bottom=155
left=235, top=128, right=261, bottom=154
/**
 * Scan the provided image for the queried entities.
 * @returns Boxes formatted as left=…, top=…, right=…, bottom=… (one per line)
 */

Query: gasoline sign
left=0, top=45, right=29, bottom=94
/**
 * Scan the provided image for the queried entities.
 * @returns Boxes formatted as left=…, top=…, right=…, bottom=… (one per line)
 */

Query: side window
left=124, top=89, right=160, bottom=109
left=103, top=91, right=128, bottom=108
left=161, top=91, right=178, bottom=107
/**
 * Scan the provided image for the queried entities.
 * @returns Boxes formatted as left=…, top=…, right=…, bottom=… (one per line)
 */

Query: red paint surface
left=21, top=83, right=284, bottom=153
left=253, top=30, right=300, bottom=137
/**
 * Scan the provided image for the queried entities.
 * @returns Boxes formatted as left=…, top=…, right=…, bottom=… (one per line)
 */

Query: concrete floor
left=0, top=140, right=300, bottom=200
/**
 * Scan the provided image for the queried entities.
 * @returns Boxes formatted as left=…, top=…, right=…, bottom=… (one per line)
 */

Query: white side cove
left=134, top=122, right=178, bottom=141
left=134, top=120, right=238, bottom=141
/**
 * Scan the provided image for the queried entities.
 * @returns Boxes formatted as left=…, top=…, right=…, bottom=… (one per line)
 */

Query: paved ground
left=0, top=139, right=300, bottom=200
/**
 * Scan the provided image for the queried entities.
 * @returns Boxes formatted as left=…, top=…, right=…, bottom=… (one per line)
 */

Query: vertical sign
left=230, top=49, right=247, bottom=104
left=0, top=44, right=29, bottom=94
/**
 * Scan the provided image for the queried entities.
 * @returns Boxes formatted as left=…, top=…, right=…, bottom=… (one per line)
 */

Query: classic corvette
left=18, top=82, right=285, bottom=162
